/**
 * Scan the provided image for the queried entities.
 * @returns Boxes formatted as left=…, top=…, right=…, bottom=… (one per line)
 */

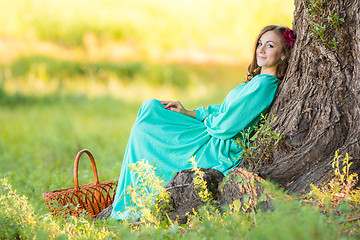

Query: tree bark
left=165, top=168, right=224, bottom=224
left=251, top=0, right=360, bottom=193
left=165, top=168, right=273, bottom=223
left=218, top=167, right=273, bottom=213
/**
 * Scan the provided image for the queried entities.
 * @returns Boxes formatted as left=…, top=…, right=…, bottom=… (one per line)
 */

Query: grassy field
left=0, top=63, right=243, bottom=216
left=2, top=0, right=359, bottom=239
left=1, top=95, right=135, bottom=212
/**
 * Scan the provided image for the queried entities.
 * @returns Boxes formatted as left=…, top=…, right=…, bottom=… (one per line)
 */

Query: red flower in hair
left=282, top=29, right=296, bottom=48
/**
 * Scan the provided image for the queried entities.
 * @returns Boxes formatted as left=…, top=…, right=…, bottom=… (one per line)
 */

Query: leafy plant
left=305, top=151, right=358, bottom=208
left=327, top=10, right=344, bottom=29
left=301, top=151, right=360, bottom=238
left=306, top=0, right=345, bottom=49
left=332, top=150, right=358, bottom=195
left=0, top=178, right=41, bottom=239
left=0, top=178, right=117, bottom=239
left=237, top=113, right=284, bottom=170
left=189, top=157, right=213, bottom=203
left=247, top=199, right=341, bottom=240
left=127, top=159, right=172, bottom=226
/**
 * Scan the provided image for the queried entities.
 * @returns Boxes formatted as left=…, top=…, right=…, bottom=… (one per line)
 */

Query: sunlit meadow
left=0, top=1, right=294, bottom=204
left=11, top=1, right=360, bottom=239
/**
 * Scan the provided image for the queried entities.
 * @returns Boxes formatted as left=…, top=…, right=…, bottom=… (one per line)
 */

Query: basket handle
left=74, top=149, right=99, bottom=191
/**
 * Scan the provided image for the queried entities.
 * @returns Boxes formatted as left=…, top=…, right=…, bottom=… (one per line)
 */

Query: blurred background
left=0, top=0, right=294, bottom=214
left=0, top=0, right=294, bottom=101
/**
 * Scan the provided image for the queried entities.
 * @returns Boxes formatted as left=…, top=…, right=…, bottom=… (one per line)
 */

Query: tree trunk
left=165, top=168, right=273, bottom=223
left=252, top=0, right=360, bottom=193
left=218, top=167, right=273, bottom=213
left=165, top=168, right=224, bottom=224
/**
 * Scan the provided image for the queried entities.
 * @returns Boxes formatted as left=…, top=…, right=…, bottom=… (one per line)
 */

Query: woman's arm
left=194, top=105, right=221, bottom=121
left=160, top=101, right=221, bottom=121
left=204, top=77, right=278, bottom=140
left=160, top=100, right=196, bottom=118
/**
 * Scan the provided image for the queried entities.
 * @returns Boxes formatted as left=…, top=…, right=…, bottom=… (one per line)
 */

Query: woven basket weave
left=42, top=149, right=118, bottom=219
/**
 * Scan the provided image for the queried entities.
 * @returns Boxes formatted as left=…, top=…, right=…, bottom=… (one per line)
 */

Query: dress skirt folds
left=111, top=74, right=279, bottom=219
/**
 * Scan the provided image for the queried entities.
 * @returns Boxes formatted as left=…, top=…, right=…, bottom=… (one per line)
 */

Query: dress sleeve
left=194, top=104, right=221, bottom=121
left=204, top=76, right=278, bottom=140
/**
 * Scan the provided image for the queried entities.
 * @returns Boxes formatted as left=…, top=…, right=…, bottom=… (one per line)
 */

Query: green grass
left=7, top=55, right=190, bottom=86
left=1, top=56, right=245, bottom=104
left=1, top=1, right=359, bottom=238
left=0, top=62, right=242, bottom=215
left=1, top=84, right=359, bottom=239
left=0, top=95, right=138, bottom=214
left=1, top=176, right=358, bottom=239
left=1, top=59, right=359, bottom=239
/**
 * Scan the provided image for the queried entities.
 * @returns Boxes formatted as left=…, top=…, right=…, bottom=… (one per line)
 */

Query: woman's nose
left=259, top=45, right=266, bottom=53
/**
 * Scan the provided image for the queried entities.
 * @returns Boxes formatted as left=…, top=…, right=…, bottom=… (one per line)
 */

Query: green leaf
left=243, top=194, right=250, bottom=204
left=223, top=174, right=230, bottom=184
left=234, top=176, right=243, bottom=183
left=342, top=166, right=347, bottom=175
left=259, top=193, right=267, bottom=202
left=337, top=200, right=351, bottom=213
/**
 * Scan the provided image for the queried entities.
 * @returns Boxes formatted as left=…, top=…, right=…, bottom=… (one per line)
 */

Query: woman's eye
left=267, top=44, right=274, bottom=48
left=257, top=42, right=262, bottom=46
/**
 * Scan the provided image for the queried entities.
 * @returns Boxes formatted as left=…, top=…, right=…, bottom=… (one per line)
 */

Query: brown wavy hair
left=246, top=25, right=293, bottom=82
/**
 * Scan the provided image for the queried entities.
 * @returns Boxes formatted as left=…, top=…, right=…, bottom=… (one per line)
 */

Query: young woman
left=111, top=25, right=296, bottom=220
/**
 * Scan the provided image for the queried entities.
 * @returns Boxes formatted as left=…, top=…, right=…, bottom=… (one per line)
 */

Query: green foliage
left=6, top=1, right=357, bottom=238
left=302, top=151, right=360, bottom=238
left=247, top=200, right=340, bottom=240
left=57, top=215, right=115, bottom=239
left=2, top=175, right=360, bottom=239
left=332, top=150, right=357, bottom=190
left=0, top=178, right=46, bottom=239
left=182, top=206, right=254, bottom=239
left=306, top=0, right=345, bottom=49
left=0, top=96, right=138, bottom=214
left=0, top=57, right=246, bottom=104
left=189, top=157, right=213, bottom=203
left=223, top=174, right=270, bottom=216
left=127, top=159, right=172, bottom=225
left=0, top=62, right=238, bottom=217
left=306, top=151, right=358, bottom=208
left=327, top=11, right=344, bottom=30
left=237, top=114, right=284, bottom=170
left=1, top=72, right=359, bottom=239
left=5, top=55, right=190, bottom=87
left=0, top=178, right=128, bottom=239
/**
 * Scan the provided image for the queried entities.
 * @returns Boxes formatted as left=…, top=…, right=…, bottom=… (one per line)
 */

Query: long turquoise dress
left=111, top=74, right=279, bottom=219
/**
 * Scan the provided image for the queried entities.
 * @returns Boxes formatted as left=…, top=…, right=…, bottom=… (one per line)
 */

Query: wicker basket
left=42, top=149, right=118, bottom=219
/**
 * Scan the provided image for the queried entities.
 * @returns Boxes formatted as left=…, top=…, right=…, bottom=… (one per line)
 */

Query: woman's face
left=256, top=30, right=284, bottom=75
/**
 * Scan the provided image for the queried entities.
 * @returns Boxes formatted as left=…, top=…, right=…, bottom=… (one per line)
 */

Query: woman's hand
left=161, top=100, right=196, bottom=118
left=203, top=117, right=208, bottom=123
